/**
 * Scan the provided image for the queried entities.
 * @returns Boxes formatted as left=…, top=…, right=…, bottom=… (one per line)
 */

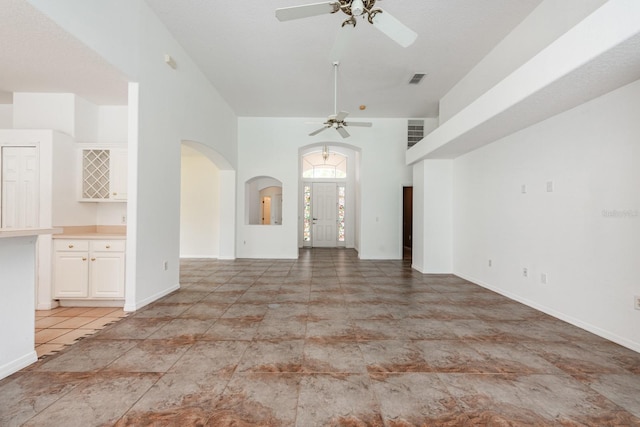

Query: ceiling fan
left=276, top=0, right=417, bottom=48
left=309, top=61, right=372, bottom=138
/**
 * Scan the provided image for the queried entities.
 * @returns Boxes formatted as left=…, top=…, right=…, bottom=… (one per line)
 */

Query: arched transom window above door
left=302, top=146, right=347, bottom=179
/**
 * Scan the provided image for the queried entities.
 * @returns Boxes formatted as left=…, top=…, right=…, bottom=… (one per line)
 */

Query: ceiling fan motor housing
left=338, top=0, right=378, bottom=17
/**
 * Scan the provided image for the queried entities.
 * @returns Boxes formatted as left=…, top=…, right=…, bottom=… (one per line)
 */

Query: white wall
left=453, top=78, right=640, bottom=351
left=439, top=0, right=607, bottom=124
left=180, top=145, right=220, bottom=258
left=412, top=159, right=452, bottom=273
left=97, top=105, right=128, bottom=143
left=27, top=0, right=238, bottom=310
left=0, top=235, right=38, bottom=380
left=13, top=93, right=76, bottom=135
left=238, top=117, right=410, bottom=259
left=0, top=105, right=12, bottom=128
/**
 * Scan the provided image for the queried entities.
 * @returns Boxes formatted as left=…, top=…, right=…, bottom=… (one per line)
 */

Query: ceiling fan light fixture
left=350, top=0, right=365, bottom=16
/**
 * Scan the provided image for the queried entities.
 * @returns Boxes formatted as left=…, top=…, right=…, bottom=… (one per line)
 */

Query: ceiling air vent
left=409, top=73, right=426, bottom=85
left=408, top=119, right=424, bottom=148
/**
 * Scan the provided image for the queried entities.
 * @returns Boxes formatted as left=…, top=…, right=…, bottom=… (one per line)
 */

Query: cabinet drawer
left=54, top=239, right=90, bottom=252
left=91, top=240, right=126, bottom=252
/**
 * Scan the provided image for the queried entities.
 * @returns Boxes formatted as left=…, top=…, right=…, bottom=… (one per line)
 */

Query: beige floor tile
left=35, top=328, right=73, bottom=344
left=81, top=317, right=121, bottom=330
left=36, top=307, right=70, bottom=316
left=52, top=307, right=94, bottom=317
left=82, top=307, right=123, bottom=317
left=35, top=316, right=72, bottom=328
left=36, top=343, right=67, bottom=358
left=52, top=316, right=97, bottom=329
left=49, top=329, right=98, bottom=345
left=109, top=309, right=129, bottom=318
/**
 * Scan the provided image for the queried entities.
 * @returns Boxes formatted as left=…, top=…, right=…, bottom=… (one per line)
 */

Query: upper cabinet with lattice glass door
left=79, top=145, right=128, bottom=202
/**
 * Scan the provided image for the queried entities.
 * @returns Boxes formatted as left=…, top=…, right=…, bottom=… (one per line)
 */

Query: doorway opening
left=403, top=186, right=413, bottom=261
left=299, top=144, right=358, bottom=249
left=180, top=141, right=236, bottom=259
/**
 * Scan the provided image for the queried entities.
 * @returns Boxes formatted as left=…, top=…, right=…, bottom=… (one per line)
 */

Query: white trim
left=0, top=351, right=37, bottom=381
left=123, top=283, right=179, bottom=312
left=456, top=272, right=640, bottom=354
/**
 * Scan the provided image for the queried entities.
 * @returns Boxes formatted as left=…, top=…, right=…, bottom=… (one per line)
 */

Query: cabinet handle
left=68, top=244, right=74, bottom=248
left=82, top=257, right=87, bottom=261
left=91, top=258, right=96, bottom=261
left=113, top=192, right=117, bottom=196
left=106, top=245, right=111, bottom=249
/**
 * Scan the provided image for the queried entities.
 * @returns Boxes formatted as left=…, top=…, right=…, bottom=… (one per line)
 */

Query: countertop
left=52, top=233, right=126, bottom=240
left=0, top=228, right=62, bottom=239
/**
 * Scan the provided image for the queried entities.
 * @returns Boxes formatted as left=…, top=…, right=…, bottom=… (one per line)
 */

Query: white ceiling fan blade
left=372, top=9, right=418, bottom=48
left=329, top=23, right=355, bottom=61
left=309, top=126, right=330, bottom=136
left=344, top=121, right=372, bottom=127
left=335, top=111, right=349, bottom=122
left=336, top=126, right=350, bottom=138
left=276, top=2, right=339, bottom=21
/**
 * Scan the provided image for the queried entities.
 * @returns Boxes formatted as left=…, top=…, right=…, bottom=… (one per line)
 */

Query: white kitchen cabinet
left=53, top=239, right=125, bottom=301
left=79, top=145, right=128, bottom=201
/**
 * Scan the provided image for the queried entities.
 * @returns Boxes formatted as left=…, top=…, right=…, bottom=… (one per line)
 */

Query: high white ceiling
left=0, top=0, right=543, bottom=118
left=0, top=0, right=128, bottom=105
left=144, top=0, right=542, bottom=118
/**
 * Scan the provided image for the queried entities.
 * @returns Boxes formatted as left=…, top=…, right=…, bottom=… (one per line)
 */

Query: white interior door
left=1, top=146, right=39, bottom=229
left=312, top=182, right=337, bottom=247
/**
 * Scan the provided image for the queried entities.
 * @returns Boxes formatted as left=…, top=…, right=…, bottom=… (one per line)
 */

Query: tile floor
left=2, top=248, right=640, bottom=426
left=35, top=307, right=128, bottom=358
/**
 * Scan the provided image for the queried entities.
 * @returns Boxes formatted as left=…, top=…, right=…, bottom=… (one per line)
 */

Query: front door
left=1, top=146, right=39, bottom=228
left=312, top=182, right=336, bottom=247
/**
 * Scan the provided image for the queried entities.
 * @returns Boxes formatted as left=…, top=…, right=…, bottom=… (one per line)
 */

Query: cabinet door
left=90, top=251, right=125, bottom=298
left=109, top=148, right=128, bottom=201
left=53, top=252, right=89, bottom=298
left=81, top=149, right=110, bottom=200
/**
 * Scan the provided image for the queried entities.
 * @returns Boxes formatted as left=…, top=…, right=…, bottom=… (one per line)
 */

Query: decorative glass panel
left=338, top=185, right=345, bottom=242
left=302, top=149, right=347, bottom=179
left=303, top=185, right=312, bottom=242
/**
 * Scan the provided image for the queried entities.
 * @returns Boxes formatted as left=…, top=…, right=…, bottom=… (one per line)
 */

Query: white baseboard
left=123, top=283, right=180, bottom=312
left=456, top=272, right=640, bottom=354
left=0, top=351, right=37, bottom=381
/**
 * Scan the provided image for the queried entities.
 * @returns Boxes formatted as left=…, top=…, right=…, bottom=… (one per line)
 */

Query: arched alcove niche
left=298, top=142, right=360, bottom=250
left=180, top=140, right=236, bottom=259
left=245, top=176, right=283, bottom=225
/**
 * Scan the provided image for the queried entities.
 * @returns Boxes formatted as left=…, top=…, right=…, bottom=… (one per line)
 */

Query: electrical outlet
left=121, top=215, right=127, bottom=224
left=635, top=296, right=640, bottom=310
left=522, top=268, right=528, bottom=278
left=521, top=184, right=527, bottom=194
left=488, top=259, right=492, bottom=267
left=163, top=261, right=168, bottom=271
left=546, top=181, right=554, bottom=192
left=541, top=273, right=548, bottom=284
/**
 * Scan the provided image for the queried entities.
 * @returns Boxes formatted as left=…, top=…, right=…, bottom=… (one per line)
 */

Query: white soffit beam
left=407, top=0, right=640, bottom=163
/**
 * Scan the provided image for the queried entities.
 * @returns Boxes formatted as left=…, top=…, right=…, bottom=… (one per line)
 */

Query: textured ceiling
left=144, top=0, right=542, bottom=118
left=0, top=0, right=128, bottom=105
left=0, top=0, right=542, bottom=115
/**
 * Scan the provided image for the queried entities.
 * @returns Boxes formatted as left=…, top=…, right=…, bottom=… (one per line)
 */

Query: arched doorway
left=180, top=141, right=236, bottom=259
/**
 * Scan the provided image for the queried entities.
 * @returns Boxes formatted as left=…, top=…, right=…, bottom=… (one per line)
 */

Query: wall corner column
left=412, top=159, right=453, bottom=274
